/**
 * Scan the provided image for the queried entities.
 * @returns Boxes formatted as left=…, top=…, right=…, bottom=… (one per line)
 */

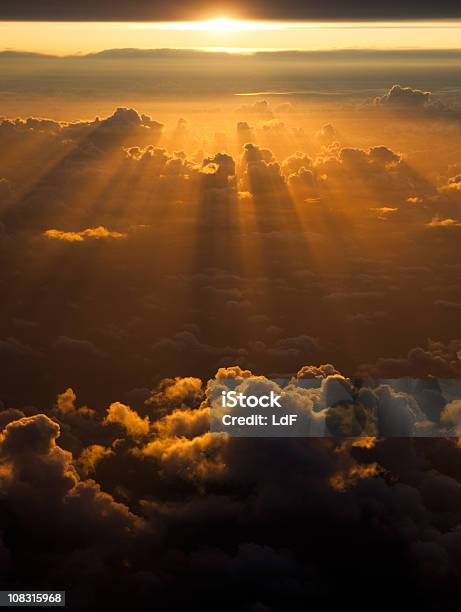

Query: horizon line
left=3, top=46, right=461, bottom=59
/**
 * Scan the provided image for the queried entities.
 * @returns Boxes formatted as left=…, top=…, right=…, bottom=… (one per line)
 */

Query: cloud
left=447, top=175, right=461, bottom=191
left=293, top=364, right=340, bottom=380
left=134, top=431, right=227, bottom=482
left=375, top=84, right=432, bottom=109
left=358, top=340, right=461, bottom=378
left=44, top=226, right=126, bottom=241
left=0, top=108, right=163, bottom=155
left=281, top=152, right=312, bottom=176
left=152, top=331, right=247, bottom=368
left=154, top=406, right=210, bottom=439
left=4, top=79, right=461, bottom=610
left=1, top=413, right=62, bottom=456
left=373, top=384, right=420, bottom=436
left=56, top=387, right=78, bottom=414
left=78, top=444, right=114, bottom=477
left=373, top=84, right=461, bottom=121
left=1, top=99, right=459, bottom=414
left=54, top=336, right=105, bottom=359
left=66, top=107, right=163, bottom=149
left=240, top=143, right=285, bottom=195
left=0, top=414, right=148, bottom=588
left=0, top=408, right=25, bottom=429
left=287, top=166, right=316, bottom=197
left=315, top=123, right=338, bottom=145
left=103, top=402, right=150, bottom=437
left=2, top=368, right=461, bottom=608
left=425, top=216, right=461, bottom=228
left=146, top=377, right=204, bottom=415
left=263, top=334, right=320, bottom=359
left=236, top=99, right=273, bottom=119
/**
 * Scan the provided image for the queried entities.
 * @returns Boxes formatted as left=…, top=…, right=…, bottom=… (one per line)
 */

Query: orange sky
left=2, top=19, right=461, bottom=54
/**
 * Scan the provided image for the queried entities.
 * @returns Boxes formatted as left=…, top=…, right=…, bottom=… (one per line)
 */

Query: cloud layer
left=1, top=85, right=461, bottom=608
left=2, top=368, right=461, bottom=609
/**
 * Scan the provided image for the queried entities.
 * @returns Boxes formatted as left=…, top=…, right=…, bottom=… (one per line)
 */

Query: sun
left=155, top=18, right=282, bottom=33
left=197, top=18, right=242, bottom=32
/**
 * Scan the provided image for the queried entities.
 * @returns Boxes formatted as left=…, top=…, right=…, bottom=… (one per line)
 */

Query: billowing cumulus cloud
left=373, top=84, right=461, bottom=122
left=0, top=413, right=147, bottom=581
left=104, top=402, right=150, bottom=437
left=375, top=84, right=432, bottom=108
left=2, top=364, right=461, bottom=609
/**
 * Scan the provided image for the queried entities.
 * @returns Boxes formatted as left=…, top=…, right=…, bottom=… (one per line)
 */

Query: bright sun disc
left=202, top=18, right=244, bottom=32
left=152, top=18, right=290, bottom=32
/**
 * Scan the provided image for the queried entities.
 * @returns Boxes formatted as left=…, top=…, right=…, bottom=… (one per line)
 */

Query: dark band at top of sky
left=1, top=0, right=461, bottom=22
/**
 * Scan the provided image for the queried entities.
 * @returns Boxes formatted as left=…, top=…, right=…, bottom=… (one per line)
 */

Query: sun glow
left=187, top=18, right=249, bottom=32
left=2, top=19, right=461, bottom=55
left=153, top=18, right=288, bottom=32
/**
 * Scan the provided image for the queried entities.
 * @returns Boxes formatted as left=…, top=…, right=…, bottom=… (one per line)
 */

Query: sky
left=3, top=78, right=461, bottom=609
left=3, top=2, right=461, bottom=610
left=2, top=19, right=461, bottom=54
left=1, top=0, right=461, bottom=21
left=3, top=0, right=461, bottom=55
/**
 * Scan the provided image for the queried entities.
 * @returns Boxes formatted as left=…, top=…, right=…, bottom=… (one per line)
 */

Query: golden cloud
left=44, top=226, right=126, bottom=241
